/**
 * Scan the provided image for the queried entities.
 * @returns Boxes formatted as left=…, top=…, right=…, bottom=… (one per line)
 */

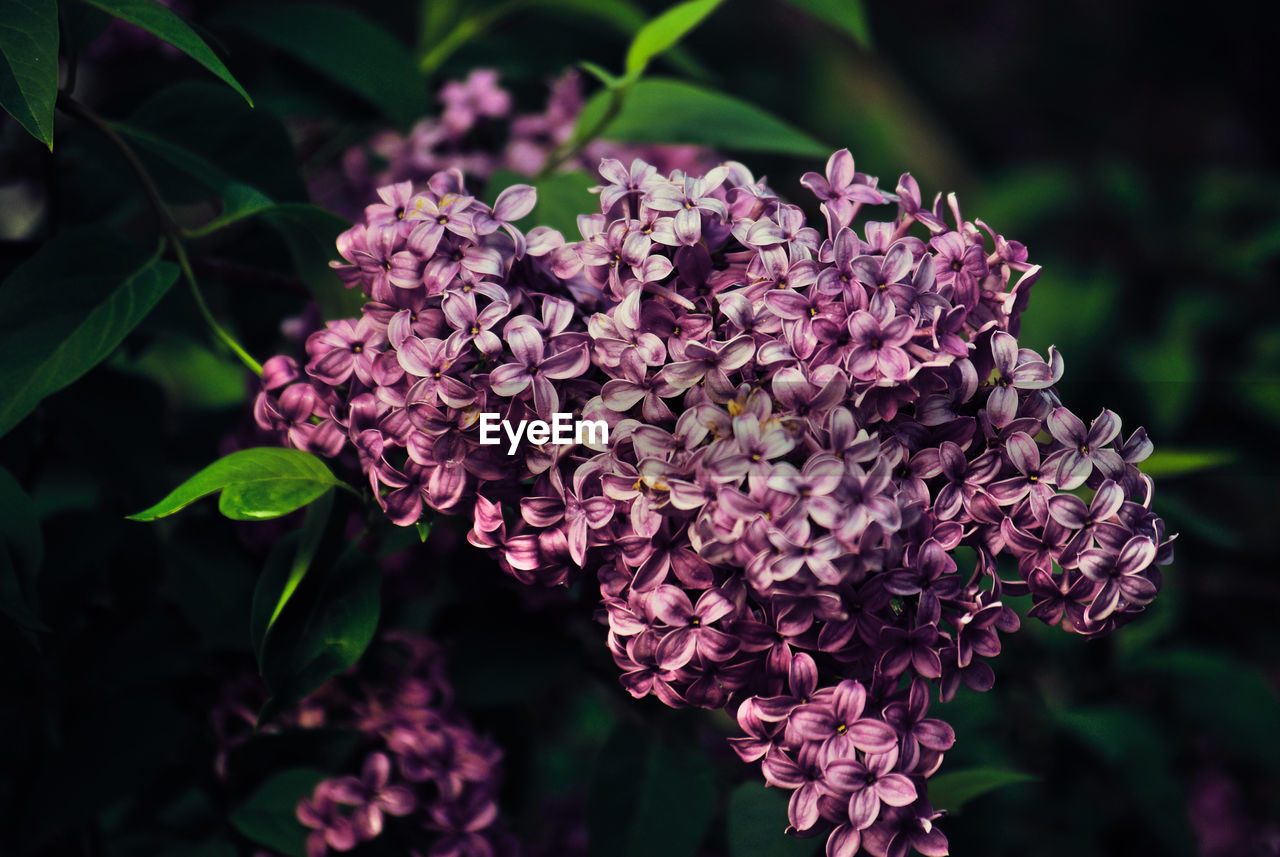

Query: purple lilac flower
left=255, top=150, right=1175, bottom=856
left=215, top=634, right=510, bottom=857
left=313, top=69, right=723, bottom=221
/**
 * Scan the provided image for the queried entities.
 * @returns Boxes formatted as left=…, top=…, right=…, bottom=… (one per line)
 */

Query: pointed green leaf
left=580, top=78, right=829, bottom=157
left=77, top=0, right=251, bottom=105
left=264, top=490, right=333, bottom=639
left=624, top=0, right=723, bottom=80
left=257, top=544, right=380, bottom=708
left=250, top=532, right=298, bottom=663
left=579, top=60, right=626, bottom=90
left=128, top=448, right=344, bottom=522
left=1137, top=448, right=1236, bottom=478
left=230, top=768, right=329, bottom=857
left=926, top=767, right=1037, bottom=815
left=779, top=0, right=872, bottom=49
left=218, top=3, right=425, bottom=126
left=0, top=235, right=179, bottom=439
left=0, top=0, right=58, bottom=148
left=537, top=0, right=708, bottom=78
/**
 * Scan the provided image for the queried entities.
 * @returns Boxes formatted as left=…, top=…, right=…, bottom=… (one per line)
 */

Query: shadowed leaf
left=0, top=0, right=58, bottom=147
left=79, top=0, right=251, bottom=104
left=0, top=235, right=178, bottom=438
left=580, top=78, right=828, bottom=157
left=219, top=3, right=424, bottom=126
left=927, top=767, right=1037, bottom=815
left=230, top=767, right=329, bottom=857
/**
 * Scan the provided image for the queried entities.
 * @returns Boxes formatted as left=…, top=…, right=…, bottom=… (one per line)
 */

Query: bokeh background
left=1, top=1, right=1276, bottom=855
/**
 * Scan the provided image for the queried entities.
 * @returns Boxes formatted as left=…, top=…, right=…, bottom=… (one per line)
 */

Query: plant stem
left=172, top=238, right=264, bottom=375
left=55, top=94, right=263, bottom=377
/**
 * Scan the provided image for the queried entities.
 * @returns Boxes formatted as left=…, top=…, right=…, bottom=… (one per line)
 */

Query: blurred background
left=1, top=1, right=1276, bottom=855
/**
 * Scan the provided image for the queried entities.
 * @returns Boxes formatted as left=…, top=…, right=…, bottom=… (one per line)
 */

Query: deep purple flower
left=1075, top=535, right=1159, bottom=622
left=789, top=680, right=897, bottom=762
left=827, top=747, right=918, bottom=830
left=1044, top=406, right=1125, bottom=489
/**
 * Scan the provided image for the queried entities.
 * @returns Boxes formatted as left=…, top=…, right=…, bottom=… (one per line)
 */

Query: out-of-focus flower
left=214, top=635, right=510, bottom=857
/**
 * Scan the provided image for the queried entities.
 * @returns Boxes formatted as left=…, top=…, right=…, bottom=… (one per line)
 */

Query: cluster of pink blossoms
left=254, top=149, right=1173, bottom=856
left=311, top=68, right=721, bottom=220
left=213, top=635, right=512, bottom=857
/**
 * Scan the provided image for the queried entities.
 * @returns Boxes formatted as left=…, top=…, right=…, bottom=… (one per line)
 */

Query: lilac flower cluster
left=213, top=634, right=512, bottom=857
left=254, top=149, right=1173, bottom=855
left=311, top=68, right=721, bottom=220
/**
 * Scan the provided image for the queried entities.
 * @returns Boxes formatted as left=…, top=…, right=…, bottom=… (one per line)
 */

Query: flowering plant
left=2, top=1, right=1273, bottom=856
left=253, top=149, right=1173, bottom=855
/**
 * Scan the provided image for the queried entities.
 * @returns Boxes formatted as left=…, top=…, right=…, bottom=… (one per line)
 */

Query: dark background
left=1, top=1, right=1277, bottom=855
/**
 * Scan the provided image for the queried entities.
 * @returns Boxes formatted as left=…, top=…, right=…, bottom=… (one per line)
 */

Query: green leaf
left=114, top=121, right=276, bottom=228
left=535, top=0, right=708, bottom=78
left=417, top=0, right=459, bottom=52
left=580, top=78, right=829, bottom=157
left=264, top=205, right=366, bottom=319
left=726, top=781, right=817, bottom=857
left=0, top=235, right=179, bottom=439
left=624, top=0, right=723, bottom=80
left=229, top=767, right=329, bottom=857
left=131, top=81, right=307, bottom=203
left=251, top=532, right=300, bottom=663
left=588, top=723, right=715, bottom=857
left=579, top=59, right=626, bottom=90
left=256, top=544, right=380, bottom=709
left=265, top=490, right=333, bottom=639
left=489, top=168, right=596, bottom=238
left=219, top=3, right=425, bottom=126
left=127, top=448, right=343, bottom=522
left=416, top=0, right=707, bottom=80
left=1137, top=448, right=1236, bottom=478
left=926, top=767, right=1037, bottom=815
left=110, top=335, right=249, bottom=410
left=76, top=0, right=251, bottom=104
left=779, top=0, right=872, bottom=49
left=0, top=0, right=58, bottom=148
left=117, top=117, right=358, bottom=316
